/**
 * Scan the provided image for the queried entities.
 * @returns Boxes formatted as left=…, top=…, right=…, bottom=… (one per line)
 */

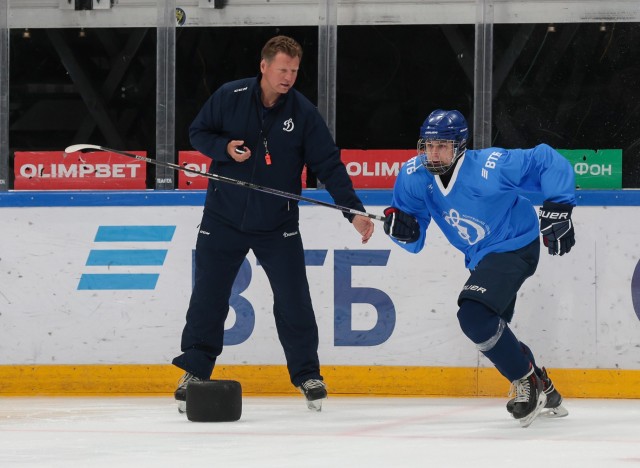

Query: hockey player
left=383, top=109, right=574, bottom=427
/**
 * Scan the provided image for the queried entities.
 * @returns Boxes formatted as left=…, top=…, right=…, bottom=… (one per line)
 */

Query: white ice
left=1, top=396, right=639, bottom=467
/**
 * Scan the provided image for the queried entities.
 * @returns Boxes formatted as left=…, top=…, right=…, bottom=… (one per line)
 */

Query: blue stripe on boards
left=304, top=250, right=328, bottom=266
left=86, top=250, right=168, bottom=266
left=77, top=274, right=159, bottom=290
left=94, top=226, right=176, bottom=242
left=2, top=190, right=640, bottom=207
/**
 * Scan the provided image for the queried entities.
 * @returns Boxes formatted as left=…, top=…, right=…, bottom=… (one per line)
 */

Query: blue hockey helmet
left=418, top=109, right=469, bottom=175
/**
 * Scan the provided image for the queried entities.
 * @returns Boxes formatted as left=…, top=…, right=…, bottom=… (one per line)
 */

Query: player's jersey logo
left=444, top=209, right=486, bottom=245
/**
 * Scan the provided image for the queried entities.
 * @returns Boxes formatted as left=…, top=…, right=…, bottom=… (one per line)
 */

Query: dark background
left=9, top=23, right=640, bottom=187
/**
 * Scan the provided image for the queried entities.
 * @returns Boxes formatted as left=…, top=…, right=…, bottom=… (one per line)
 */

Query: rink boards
left=0, top=190, right=639, bottom=397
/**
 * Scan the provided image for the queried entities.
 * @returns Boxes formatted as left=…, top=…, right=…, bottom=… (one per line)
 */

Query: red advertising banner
left=340, top=149, right=414, bottom=188
left=14, top=151, right=147, bottom=190
left=178, top=151, right=309, bottom=189
left=176, top=149, right=413, bottom=190
left=178, top=151, right=210, bottom=189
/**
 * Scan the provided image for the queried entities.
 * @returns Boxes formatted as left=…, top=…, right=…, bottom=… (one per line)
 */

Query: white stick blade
left=64, top=144, right=102, bottom=154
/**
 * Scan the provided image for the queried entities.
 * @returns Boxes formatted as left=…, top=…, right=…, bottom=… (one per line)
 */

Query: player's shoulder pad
left=533, top=143, right=554, bottom=152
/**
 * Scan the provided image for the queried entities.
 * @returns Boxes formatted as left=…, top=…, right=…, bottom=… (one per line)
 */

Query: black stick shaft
left=65, top=144, right=385, bottom=221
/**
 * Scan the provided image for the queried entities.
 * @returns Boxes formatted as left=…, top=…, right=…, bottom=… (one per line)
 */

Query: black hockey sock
left=482, top=326, right=531, bottom=381
left=519, top=341, right=542, bottom=377
left=457, top=300, right=530, bottom=381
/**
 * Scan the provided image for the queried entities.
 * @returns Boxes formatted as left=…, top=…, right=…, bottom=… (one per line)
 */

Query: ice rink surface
left=1, top=396, right=639, bottom=467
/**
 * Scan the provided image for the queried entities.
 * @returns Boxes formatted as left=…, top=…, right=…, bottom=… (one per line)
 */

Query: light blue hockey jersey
left=389, top=143, right=576, bottom=270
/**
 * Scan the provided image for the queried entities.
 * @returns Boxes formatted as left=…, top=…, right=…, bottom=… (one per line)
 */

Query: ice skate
left=506, top=367, right=568, bottom=418
left=174, top=372, right=204, bottom=414
left=537, top=367, right=568, bottom=417
left=509, top=367, right=547, bottom=427
left=298, top=379, right=327, bottom=411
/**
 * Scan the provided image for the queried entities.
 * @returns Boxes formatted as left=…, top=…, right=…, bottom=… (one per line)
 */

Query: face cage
left=417, top=138, right=464, bottom=175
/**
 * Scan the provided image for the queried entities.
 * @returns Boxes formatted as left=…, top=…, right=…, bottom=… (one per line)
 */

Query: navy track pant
left=172, top=213, right=321, bottom=387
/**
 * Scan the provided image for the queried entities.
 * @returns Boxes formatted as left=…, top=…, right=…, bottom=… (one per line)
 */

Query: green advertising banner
left=558, top=149, right=622, bottom=189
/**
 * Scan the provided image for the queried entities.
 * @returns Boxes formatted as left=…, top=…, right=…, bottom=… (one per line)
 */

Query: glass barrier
left=3, top=1, right=640, bottom=189
left=493, top=22, right=640, bottom=188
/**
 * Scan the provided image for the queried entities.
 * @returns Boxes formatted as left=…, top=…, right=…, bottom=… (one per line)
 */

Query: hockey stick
left=63, top=144, right=385, bottom=221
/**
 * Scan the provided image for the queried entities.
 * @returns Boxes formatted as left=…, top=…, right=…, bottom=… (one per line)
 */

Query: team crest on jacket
left=283, top=118, right=294, bottom=132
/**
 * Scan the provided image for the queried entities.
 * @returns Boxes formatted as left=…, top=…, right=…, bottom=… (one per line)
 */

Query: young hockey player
left=383, top=109, right=574, bottom=427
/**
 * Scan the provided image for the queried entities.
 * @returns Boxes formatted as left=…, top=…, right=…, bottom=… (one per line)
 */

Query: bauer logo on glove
left=539, top=200, right=575, bottom=256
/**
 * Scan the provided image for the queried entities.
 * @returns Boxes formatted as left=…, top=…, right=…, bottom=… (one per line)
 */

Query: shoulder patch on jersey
left=481, top=150, right=505, bottom=179
left=404, top=156, right=421, bottom=175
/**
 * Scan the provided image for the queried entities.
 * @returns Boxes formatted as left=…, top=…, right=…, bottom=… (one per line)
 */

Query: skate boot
left=174, top=372, right=204, bottom=414
left=509, top=367, right=546, bottom=427
left=506, top=367, right=568, bottom=418
left=298, top=379, right=327, bottom=412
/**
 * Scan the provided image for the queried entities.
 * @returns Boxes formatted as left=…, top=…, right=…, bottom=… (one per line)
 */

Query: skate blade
left=519, top=393, right=547, bottom=428
left=305, top=398, right=325, bottom=412
left=541, top=404, right=568, bottom=418
left=177, top=400, right=186, bottom=414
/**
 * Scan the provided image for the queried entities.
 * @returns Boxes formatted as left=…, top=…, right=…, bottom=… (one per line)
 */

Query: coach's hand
left=383, top=207, right=420, bottom=243
left=227, top=140, right=251, bottom=162
left=352, top=215, right=374, bottom=244
left=539, top=200, right=575, bottom=256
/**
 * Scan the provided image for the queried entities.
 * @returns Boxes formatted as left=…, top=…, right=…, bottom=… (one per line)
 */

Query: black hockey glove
left=383, top=207, right=420, bottom=243
left=539, top=200, right=575, bottom=256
